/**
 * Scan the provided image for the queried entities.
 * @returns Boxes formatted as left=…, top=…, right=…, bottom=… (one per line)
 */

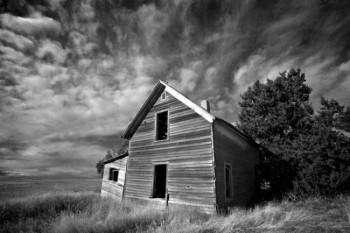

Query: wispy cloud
left=0, top=12, right=61, bottom=36
left=0, top=0, right=349, bottom=177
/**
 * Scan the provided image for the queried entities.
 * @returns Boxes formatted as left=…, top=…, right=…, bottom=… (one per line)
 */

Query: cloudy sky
left=1, top=0, right=350, bottom=177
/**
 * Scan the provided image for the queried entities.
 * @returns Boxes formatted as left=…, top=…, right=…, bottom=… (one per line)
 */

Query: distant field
left=0, top=176, right=101, bottom=200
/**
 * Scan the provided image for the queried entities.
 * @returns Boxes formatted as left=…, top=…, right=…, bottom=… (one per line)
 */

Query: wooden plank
left=101, top=156, right=128, bottom=200
left=130, top=143, right=212, bottom=154
left=124, top=90, right=215, bottom=209
left=213, top=121, right=259, bottom=210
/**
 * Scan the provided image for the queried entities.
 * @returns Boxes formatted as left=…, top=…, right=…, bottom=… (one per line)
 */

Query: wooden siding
left=101, top=156, right=128, bottom=200
left=213, top=121, right=259, bottom=210
left=124, top=92, right=216, bottom=211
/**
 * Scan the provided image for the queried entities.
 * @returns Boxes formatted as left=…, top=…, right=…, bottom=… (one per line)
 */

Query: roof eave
left=161, top=80, right=215, bottom=123
left=103, top=151, right=129, bottom=164
left=122, top=82, right=165, bottom=139
left=214, top=118, right=259, bottom=147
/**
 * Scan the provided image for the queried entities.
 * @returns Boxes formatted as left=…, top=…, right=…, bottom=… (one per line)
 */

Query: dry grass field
left=1, top=190, right=350, bottom=233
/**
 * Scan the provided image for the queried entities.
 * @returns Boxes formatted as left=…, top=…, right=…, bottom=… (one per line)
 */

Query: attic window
left=109, top=168, right=119, bottom=182
left=161, top=92, right=167, bottom=101
left=156, top=111, right=168, bottom=140
left=225, top=162, right=233, bottom=199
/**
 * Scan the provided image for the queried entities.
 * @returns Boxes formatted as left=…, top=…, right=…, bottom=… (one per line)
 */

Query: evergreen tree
left=337, top=106, right=350, bottom=132
left=286, top=123, right=350, bottom=196
left=317, top=96, right=344, bottom=128
left=239, top=68, right=314, bottom=152
left=317, top=96, right=350, bottom=132
left=239, top=68, right=350, bottom=198
left=96, top=150, right=113, bottom=178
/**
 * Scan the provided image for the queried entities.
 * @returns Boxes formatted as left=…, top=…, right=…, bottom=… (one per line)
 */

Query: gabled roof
left=121, top=80, right=260, bottom=147
left=122, top=80, right=215, bottom=139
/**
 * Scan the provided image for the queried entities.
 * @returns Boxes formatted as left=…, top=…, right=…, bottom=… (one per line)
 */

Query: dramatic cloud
left=0, top=29, right=34, bottom=51
left=36, top=39, right=67, bottom=64
left=0, top=12, right=61, bottom=36
left=0, top=0, right=349, bottom=177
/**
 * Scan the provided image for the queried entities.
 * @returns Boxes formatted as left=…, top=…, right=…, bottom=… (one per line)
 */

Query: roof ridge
left=159, top=80, right=216, bottom=123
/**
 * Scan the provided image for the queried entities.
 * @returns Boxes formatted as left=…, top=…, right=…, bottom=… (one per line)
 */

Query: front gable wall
left=124, top=91, right=216, bottom=210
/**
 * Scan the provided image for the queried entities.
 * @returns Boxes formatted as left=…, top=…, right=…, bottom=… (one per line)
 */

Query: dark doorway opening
left=152, top=164, right=167, bottom=198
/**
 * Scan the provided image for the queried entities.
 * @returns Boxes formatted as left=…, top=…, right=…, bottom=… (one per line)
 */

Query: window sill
left=108, top=180, right=122, bottom=185
left=154, top=138, right=170, bottom=142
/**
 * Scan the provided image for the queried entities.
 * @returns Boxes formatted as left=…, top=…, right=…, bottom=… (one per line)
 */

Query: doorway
left=152, top=164, right=167, bottom=198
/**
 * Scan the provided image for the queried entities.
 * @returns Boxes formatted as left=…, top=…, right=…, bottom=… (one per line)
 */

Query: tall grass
left=0, top=192, right=98, bottom=233
left=1, top=192, right=350, bottom=233
left=343, top=196, right=350, bottom=223
left=52, top=198, right=211, bottom=233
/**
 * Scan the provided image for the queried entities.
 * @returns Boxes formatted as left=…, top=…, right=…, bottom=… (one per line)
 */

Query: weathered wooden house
left=101, top=81, right=260, bottom=212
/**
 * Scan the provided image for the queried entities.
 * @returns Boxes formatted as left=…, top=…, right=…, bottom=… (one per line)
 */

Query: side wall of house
left=124, top=93, right=216, bottom=211
left=101, top=156, right=128, bottom=200
left=213, top=121, right=259, bottom=210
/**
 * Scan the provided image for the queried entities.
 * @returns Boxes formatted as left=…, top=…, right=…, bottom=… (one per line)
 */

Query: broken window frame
left=155, top=110, right=169, bottom=141
left=224, top=162, right=233, bottom=200
left=109, top=168, right=119, bottom=182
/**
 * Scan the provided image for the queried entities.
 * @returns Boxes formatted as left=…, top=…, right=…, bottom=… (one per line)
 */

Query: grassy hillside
left=1, top=192, right=350, bottom=233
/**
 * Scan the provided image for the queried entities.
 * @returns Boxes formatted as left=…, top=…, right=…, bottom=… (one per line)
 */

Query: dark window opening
left=152, top=164, right=167, bottom=198
left=225, top=163, right=233, bottom=199
left=156, top=111, right=168, bottom=140
left=109, top=168, right=119, bottom=182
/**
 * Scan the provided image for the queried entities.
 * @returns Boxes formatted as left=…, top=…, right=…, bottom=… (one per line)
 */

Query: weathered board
left=213, top=120, right=259, bottom=209
left=102, top=81, right=261, bottom=212
left=101, top=156, right=128, bottom=200
left=124, top=92, right=216, bottom=211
